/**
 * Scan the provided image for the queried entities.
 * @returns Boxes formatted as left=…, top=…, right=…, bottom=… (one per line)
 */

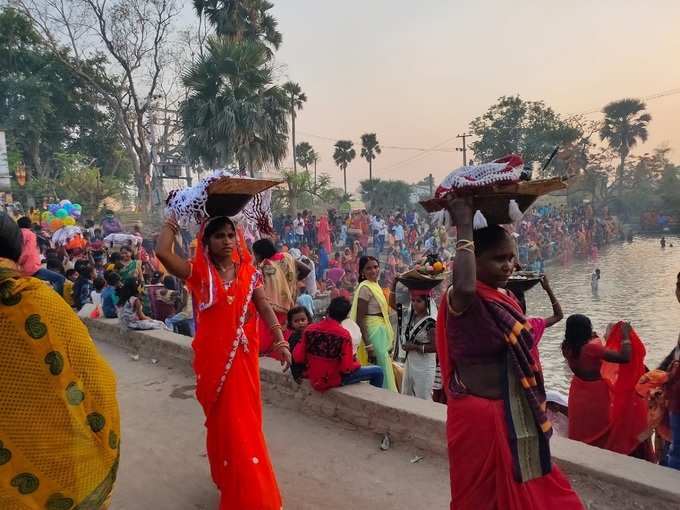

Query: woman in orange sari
left=157, top=215, right=291, bottom=510
left=437, top=197, right=584, bottom=510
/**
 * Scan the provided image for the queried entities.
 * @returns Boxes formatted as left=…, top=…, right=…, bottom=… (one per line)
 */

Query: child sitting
left=286, top=306, right=313, bottom=382
left=101, top=271, right=121, bottom=318
left=116, top=277, right=165, bottom=331
left=293, top=297, right=383, bottom=392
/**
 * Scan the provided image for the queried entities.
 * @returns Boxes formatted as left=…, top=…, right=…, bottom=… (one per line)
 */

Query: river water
left=525, top=236, right=680, bottom=394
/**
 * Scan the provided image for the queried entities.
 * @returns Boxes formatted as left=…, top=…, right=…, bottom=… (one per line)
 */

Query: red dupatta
left=599, top=322, right=648, bottom=454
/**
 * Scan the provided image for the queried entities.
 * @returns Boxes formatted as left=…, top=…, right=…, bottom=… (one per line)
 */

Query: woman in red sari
left=562, top=314, right=649, bottom=458
left=317, top=214, right=332, bottom=254
left=437, top=197, right=584, bottom=510
left=157, top=215, right=291, bottom=510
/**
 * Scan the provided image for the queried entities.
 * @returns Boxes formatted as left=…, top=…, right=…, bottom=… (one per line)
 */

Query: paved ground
left=102, top=342, right=450, bottom=510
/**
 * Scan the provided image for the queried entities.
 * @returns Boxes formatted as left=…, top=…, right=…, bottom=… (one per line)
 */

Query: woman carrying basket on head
left=157, top=173, right=291, bottom=510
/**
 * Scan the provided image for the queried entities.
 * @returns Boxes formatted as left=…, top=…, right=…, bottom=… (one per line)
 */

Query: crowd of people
left=1, top=186, right=679, bottom=510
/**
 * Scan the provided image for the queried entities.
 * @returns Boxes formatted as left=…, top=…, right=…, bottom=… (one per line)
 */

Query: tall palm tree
left=192, top=0, right=282, bottom=55
left=333, top=140, right=356, bottom=194
left=295, top=141, right=315, bottom=171
left=360, top=132, right=381, bottom=181
left=282, top=81, right=307, bottom=174
left=599, top=98, right=652, bottom=196
left=181, top=38, right=289, bottom=176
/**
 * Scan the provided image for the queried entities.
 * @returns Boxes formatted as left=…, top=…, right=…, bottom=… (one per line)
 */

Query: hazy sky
left=186, top=1, right=680, bottom=192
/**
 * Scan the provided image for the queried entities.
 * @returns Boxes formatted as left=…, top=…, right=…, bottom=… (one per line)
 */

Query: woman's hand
left=275, top=344, right=292, bottom=372
left=445, top=195, right=474, bottom=224
left=540, top=274, right=551, bottom=291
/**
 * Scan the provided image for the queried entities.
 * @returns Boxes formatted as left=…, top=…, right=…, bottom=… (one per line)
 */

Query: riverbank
left=85, top=317, right=680, bottom=509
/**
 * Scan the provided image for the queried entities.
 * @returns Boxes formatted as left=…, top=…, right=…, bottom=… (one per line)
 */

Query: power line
left=296, top=131, right=457, bottom=152
left=575, top=87, right=680, bottom=116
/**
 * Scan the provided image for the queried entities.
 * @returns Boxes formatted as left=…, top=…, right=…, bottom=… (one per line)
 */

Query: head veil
left=191, top=216, right=254, bottom=312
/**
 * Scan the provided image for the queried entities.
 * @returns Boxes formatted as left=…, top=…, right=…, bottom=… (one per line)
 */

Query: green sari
left=350, top=280, right=398, bottom=392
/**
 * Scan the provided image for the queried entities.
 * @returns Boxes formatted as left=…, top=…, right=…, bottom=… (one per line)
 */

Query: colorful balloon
left=59, top=199, right=72, bottom=207
left=49, top=219, right=63, bottom=232
left=63, top=216, right=76, bottom=226
left=41, top=211, right=50, bottom=220
left=55, top=209, right=68, bottom=219
left=73, top=203, right=82, bottom=210
left=72, top=209, right=81, bottom=218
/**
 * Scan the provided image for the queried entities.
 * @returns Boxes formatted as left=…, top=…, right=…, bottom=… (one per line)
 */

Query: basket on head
left=205, top=177, right=282, bottom=217
left=397, top=269, right=448, bottom=291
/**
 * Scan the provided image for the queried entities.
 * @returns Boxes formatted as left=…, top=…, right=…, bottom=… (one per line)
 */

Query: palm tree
left=181, top=38, right=289, bottom=176
left=333, top=140, right=356, bottom=194
left=360, top=132, right=381, bottom=181
left=282, top=81, right=307, bottom=174
left=192, top=0, right=282, bottom=55
left=295, top=141, right=314, bottom=170
left=599, top=98, right=652, bottom=196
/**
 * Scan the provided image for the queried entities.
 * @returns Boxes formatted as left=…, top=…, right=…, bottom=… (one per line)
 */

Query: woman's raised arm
left=156, top=218, right=191, bottom=280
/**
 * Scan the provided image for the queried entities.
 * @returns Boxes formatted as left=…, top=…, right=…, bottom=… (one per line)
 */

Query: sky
left=183, top=1, right=680, bottom=193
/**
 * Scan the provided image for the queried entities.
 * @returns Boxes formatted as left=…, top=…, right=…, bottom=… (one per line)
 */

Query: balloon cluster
left=41, top=200, right=83, bottom=232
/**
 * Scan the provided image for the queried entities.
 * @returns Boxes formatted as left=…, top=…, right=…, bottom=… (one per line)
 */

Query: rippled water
left=524, top=236, right=680, bottom=394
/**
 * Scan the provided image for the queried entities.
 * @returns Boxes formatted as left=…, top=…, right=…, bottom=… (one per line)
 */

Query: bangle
left=456, top=246, right=474, bottom=254
left=269, top=323, right=282, bottom=332
left=456, top=239, right=474, bottom=249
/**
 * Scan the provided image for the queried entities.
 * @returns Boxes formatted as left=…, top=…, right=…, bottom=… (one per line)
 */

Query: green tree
left=657, top=164, right=680, bottom=213
left=295, top=141, right=315, bottom=171
left=333, top=140, right=356, bottom=194
left=0, top=8, right=130, bottom=181
left=359, top=178, right=413, bottom=213
left=192, top=0, right=282, bottom=54
left=469, top=95, right=582, bottom=175
left=25, top=153, right=128, bottom=213
left=181, top=38, right=289, bottom=176
left=272, top=170, right=344, bottom=214
left=360, top=133, right=381, bottom=181
left=282, top=81, right=307, bottom=174
left=599, top=98, right=652, bottom=197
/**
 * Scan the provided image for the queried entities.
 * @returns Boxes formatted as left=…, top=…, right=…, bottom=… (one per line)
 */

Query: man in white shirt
left=374, top=216, right=387, bottom=255
left=392, top=220, right=405, bottom=247
left=293, top=213, right=305, bottom=247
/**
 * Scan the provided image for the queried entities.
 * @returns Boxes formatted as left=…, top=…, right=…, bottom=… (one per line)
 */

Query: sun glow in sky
left=185, top=1, right=680, bottom=192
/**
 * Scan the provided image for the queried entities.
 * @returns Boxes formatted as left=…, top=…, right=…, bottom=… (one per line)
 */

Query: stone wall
left=84, top=318, right=680, bottom=509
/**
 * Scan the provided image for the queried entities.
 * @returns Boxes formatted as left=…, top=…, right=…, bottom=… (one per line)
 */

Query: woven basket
left=397, top=269, right=448, bottom=291
left=203, top=177, right=282, bottom=217
left=420, top=177, right=567, bottom=224
left=507, top=272, right=543, bottom=294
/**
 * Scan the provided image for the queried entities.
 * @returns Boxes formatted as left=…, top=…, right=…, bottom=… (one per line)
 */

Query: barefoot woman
left=438, top=197, right=584, bottom=509
left=157, top=213, right=291, bottom=510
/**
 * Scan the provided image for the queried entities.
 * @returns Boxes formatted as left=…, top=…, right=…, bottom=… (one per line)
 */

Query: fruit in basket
left=433, top=261, right=444, bottom=272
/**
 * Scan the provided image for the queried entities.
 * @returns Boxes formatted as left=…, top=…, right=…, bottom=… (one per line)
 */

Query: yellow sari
left=0, top=266, right=120, bottom=510
left=350, top=280, right=397, bottom=392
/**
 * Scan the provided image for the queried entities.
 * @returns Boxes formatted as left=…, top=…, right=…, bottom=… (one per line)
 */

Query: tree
left=295, top=141, right=315, bottom=171
left=282, top=81, right=307, bottom=174
left=359, top=178, right=413, bottom=213
left=599, top=98, right=652, bottom=197
left=15, top=0, right=181, bottom=211
left=25, top=153, right=128, bottom=213
left=181, top=38, right=289, bottom=176
left=360, top=133, right=381, bottom=181
left=469, top=95, right=582, bottom=175
left=192, top=0, right=282, bottom=54
left=333, top=140, right=356, bottom=194
left=271, top=170, right=344, bottom=214
left=0, top=8, right=130, bottom=181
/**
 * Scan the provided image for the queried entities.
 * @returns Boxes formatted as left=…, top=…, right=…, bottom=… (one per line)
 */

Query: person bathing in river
left=591, top=268, right=601, bottom=292
left=562, top=315, right=650, bottom=459
left=438, top=196, right=584, bottom=509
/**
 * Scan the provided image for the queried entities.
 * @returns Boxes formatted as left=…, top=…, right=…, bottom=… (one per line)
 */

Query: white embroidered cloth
left=434, top=154, right=524, bottom=199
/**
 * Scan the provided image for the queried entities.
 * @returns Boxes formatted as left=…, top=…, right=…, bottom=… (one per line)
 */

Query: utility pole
left=428, top=173, right=433, bottom=195
left=456, top=133, right=471, bottom=166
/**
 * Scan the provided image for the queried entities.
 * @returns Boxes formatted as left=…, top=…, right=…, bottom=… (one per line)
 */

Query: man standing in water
left=591, top=268, right=601, bottom=292
left=661, top=236, right=667, bottom=248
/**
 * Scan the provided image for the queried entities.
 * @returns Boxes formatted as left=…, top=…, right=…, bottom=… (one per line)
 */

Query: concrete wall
left=84, top=318, right=680, bottom=509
